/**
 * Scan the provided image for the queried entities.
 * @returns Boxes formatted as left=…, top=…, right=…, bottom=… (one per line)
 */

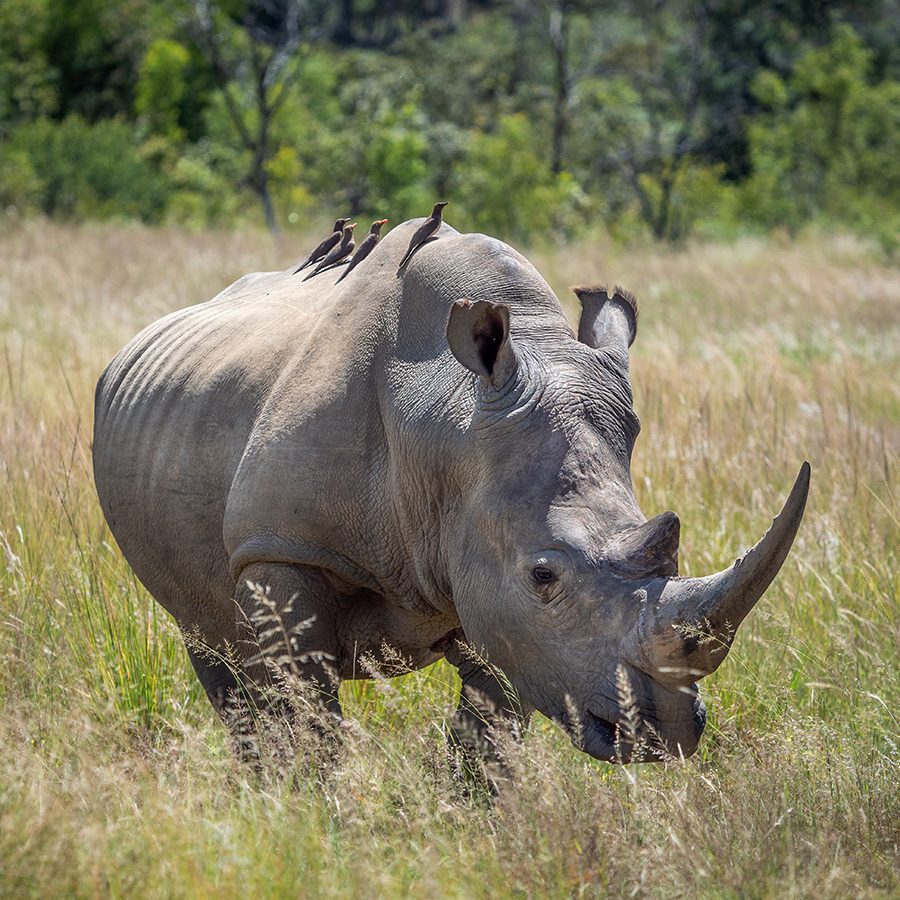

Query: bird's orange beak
left=378, top=219, right=389, bottom=225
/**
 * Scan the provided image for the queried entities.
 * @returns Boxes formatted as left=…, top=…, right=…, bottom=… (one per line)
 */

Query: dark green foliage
left=452, top=114, right=581, bottom=240
left=42, top=0, right=151, bottom=122
left=742, top=26, right=900, bottom=251
left=0, top=0, right=59, bottom=135
left=0, top=0, right=896, bottom=243
left=2, top=116, right=169, bottom=221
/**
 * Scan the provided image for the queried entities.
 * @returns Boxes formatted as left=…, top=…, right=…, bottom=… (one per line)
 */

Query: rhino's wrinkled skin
left=93, top=218, right=809, bottom=763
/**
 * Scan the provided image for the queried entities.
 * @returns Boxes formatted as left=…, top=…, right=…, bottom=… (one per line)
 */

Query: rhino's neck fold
left=473, top=352, right=546, bottom=436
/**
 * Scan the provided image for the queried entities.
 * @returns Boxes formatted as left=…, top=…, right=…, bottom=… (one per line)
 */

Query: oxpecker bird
left=397, top=202, right=448, bottom=271
left=336, top=219, right=388, bottom=283
left=303, top=223, right=357, bottom=280
left=293, top=217, right=350, bottom=273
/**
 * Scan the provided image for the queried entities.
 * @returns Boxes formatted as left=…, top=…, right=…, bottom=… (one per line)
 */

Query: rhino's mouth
left=579, top=711, right=618, bottom=761
left=572, top=699, right=707, bottom=763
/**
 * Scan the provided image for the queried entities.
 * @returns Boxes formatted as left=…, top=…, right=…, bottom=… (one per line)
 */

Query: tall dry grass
left=0, top=220, right=897, bottom=897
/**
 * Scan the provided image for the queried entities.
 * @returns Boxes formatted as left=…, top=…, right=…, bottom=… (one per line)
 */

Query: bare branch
left=191, top=0, right=256, bottom=152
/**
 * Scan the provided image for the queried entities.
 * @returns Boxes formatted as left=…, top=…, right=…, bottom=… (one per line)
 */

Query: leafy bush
left=0, top=148, right=43, bottom=215
left=287, top=52, right=435, bottom=224
left=452, top=114, right=582, bottom=240
left=165, top=140, right=244, bottom=228
left=741, top=25, right=900, bottom=251
left=4, top=115, right=169, bottom=222
left=266, top=145, right=316, bottom=228
left=135, top=38, right=190, bottom=140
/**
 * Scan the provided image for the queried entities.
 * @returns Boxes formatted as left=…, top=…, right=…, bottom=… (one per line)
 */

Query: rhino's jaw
left=566, top=696, right=706, bottom=763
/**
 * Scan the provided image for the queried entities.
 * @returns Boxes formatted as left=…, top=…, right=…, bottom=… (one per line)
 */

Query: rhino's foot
left=446, top=710, right=518, bottom=798
left=442, top=634, right=532, bottom=797
left=226, top=562, right=348, bottom=777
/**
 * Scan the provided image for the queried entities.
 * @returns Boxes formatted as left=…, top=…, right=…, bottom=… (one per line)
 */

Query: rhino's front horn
left=630, top=462, right=810, bottom=686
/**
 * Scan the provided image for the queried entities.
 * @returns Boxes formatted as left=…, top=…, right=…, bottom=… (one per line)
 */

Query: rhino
left=93, top=217, right=809, bottom=764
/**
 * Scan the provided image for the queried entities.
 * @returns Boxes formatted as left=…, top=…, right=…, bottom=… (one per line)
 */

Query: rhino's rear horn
left=610, top=512, right=680, bottom=578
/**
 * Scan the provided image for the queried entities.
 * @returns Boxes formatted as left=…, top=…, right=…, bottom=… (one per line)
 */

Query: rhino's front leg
left=443, top=634, right=533, bottom=781
left=232, top=562, right=344, bottom=758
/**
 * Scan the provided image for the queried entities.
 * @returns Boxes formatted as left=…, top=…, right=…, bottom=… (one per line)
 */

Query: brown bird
left=293, top=217, right=350, bottom=274
left=336, top=219, right=389, bottom=283
left=303, top=223, right=357, bottom=280
left=397, top=201, right=448, bottom=271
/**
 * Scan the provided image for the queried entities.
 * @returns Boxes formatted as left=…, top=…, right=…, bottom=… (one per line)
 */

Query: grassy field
left=0, top=220, right=897, bottom=897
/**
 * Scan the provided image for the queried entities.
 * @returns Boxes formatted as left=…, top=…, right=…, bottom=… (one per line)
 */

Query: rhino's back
left=93, top=268, right=362, bottom=627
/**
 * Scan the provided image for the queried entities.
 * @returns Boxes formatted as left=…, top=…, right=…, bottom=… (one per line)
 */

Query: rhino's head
left=445, top=287, right=809, bottom=762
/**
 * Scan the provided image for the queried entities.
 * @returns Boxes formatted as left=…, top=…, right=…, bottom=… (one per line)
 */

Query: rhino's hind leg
left=185, top=643, right=258, bottom=762
left=186, top=644, right=240, bottom=717
left=443, top=636, right=533, bottom=789
left=232, top=563, right=344, bottom=764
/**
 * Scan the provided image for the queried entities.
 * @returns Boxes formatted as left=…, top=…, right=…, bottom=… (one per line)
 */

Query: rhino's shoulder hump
left=397, top=226, right=562, bottom=321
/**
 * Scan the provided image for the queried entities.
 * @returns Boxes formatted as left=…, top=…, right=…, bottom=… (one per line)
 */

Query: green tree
left=297, top=53, right=433, bottom=222
left=568, top=0, right=722, bottom=241
left=453, top=114, right=581, bottom=240
left=135, top=38, right=191, bottom=140
left=742, top=24, right=900, bottom=244
left=4, top=115, right=169, bottom=221
left=184, top=0, right=329, bottom=231
left=0, top=0, right=58, bottom=135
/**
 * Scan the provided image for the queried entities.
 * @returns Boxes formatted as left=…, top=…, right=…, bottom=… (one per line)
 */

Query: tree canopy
left=0, top=0, right=896, bottom=248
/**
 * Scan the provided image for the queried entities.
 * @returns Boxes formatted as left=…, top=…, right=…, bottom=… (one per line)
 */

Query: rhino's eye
left=532, top=565, right=557, bottom=586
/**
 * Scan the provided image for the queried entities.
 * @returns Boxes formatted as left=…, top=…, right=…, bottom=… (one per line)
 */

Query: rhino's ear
left=447, top=298, right=516, bottom=384
left=571, top=284, right=638, bottom=353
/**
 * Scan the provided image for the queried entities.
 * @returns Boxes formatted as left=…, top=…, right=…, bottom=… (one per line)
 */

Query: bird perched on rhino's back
left=303, top=223, right=356, bottom=281
left=293, top=218, right=349, bottom=274
left=336, top=219, right=388, bottom=283
left=397, top=201, right=448, bottom=271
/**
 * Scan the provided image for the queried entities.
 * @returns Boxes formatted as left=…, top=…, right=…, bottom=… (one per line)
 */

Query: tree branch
left=191, top=0, right=256, bottom=153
